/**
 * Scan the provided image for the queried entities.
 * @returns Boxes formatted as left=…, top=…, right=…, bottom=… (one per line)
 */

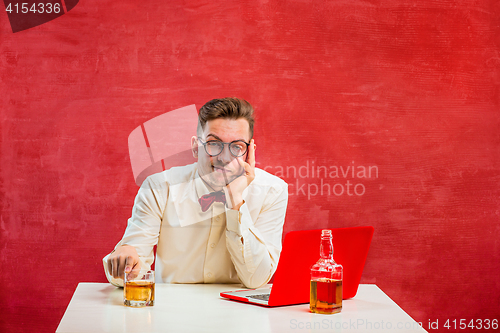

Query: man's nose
left=217, top=145, right=234, bottom=164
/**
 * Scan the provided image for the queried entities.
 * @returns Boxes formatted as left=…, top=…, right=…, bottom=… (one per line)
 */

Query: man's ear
left=191, top=136, right=199, bottom=158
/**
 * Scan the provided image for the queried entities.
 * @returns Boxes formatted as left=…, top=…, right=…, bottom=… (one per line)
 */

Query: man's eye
left=207, top=142, right=221, bottom=147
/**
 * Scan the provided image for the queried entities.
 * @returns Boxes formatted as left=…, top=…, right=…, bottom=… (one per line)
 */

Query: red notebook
left=220, top=226, right=374, bottom=307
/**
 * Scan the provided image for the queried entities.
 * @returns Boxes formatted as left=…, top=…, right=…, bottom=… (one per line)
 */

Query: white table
left=56, top=283, right=427, bottom=333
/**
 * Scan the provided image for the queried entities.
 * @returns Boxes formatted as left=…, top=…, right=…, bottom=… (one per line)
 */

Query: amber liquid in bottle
left=310, top=278, right=342, bottom=314
left=310, top=230, right=343, bottom=314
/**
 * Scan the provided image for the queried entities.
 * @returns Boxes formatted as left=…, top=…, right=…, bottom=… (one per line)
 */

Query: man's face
left=193, top=118, right=251, bottom=190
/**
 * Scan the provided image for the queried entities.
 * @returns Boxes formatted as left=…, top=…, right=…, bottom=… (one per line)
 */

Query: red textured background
left=1, top=1, right=499, bottom=332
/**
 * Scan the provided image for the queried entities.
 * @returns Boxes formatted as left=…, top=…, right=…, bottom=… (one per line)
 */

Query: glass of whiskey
left=124, top=269, right=155, bottom=307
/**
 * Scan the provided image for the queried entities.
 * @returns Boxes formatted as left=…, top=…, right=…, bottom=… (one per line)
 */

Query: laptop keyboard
left=247, top=293, right=270, bottom=301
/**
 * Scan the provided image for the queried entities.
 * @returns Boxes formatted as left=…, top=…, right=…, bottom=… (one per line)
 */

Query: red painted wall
left=1, top=1, right=499, bottom=332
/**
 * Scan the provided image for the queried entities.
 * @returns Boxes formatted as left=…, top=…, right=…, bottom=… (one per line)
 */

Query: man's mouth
left=212, top=166, right=230, bottom=174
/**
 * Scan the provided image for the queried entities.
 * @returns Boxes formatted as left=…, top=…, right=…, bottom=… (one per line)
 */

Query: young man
left=103, top=98, right=288, bottom=289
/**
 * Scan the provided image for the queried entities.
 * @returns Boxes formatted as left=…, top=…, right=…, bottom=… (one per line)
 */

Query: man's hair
left=198, top=98, right=255, bottom=139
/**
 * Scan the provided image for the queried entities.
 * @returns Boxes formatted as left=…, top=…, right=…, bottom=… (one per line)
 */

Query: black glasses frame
left=197, top=138, right=250, bottom=157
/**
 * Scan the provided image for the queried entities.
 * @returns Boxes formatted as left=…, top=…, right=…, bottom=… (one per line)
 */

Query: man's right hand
left=107, top=245, right=140, bottom=279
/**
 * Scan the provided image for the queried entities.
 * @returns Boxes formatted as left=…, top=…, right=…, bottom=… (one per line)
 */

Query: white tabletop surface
left=56, top=283, right=427, bottom=333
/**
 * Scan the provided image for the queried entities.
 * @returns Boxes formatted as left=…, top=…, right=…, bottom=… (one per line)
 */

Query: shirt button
left=207, top=272, right=212, bottom=278
left=215, top=216, right=221, bottom=222
left=210, top=243, right=216, bottom=248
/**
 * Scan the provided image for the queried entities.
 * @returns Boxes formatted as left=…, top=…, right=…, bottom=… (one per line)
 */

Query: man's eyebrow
left=206, top=133, right=247, bottom=142
left=206, top=134, right=223, bottom=141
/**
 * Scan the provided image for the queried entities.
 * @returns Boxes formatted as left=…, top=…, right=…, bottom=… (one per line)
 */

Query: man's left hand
left=226, top=139, right=256, bottom=210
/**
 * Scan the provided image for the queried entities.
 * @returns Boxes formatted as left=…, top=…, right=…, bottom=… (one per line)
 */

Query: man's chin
left=208, top=172, right=235, bottom=187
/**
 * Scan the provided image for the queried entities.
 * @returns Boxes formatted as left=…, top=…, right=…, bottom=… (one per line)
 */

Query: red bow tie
left=198, top=191, right=226, bottom=212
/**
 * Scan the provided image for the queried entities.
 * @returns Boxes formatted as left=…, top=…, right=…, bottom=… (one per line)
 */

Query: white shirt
left=103, top=162, right=288, bottom=289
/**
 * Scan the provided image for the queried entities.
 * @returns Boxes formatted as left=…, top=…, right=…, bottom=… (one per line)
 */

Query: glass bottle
left=310, top=229, right=343, bottom=314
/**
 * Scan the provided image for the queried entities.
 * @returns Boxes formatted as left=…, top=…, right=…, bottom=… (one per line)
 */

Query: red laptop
left=220, top=226, right=374, bottom=307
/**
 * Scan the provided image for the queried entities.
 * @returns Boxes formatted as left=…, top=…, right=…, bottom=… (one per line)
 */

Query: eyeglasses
left=198, top=138, right=250, bottom=157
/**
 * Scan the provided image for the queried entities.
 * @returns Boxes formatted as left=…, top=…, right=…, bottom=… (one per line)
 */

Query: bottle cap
left=321, top=229, right=332, bottom=237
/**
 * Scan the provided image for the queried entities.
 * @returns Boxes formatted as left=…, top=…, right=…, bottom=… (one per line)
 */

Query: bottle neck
left=320, top=236, right=334, bottom=259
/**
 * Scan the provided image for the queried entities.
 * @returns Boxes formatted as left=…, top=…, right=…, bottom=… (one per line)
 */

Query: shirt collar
left=194, top=168, right=211, bottom=200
